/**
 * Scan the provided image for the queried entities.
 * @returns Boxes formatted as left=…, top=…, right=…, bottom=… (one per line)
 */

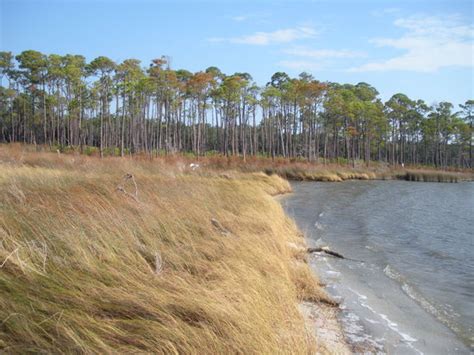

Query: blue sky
left=1, top=0, right=473, bottom=107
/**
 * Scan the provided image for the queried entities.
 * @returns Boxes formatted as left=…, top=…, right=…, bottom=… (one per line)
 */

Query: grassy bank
left=391, top=169, right=472, bottom=183
left=5, top=144, right=474, bottom=183
left=0, top=146, right=336, bottom=353
left=205, top=156, right=473, bottom=183
left=206, top=156, right=472, bottom=183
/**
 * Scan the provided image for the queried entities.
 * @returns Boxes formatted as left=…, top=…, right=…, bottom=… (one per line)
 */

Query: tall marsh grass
left=395, top=170, right=468, bottom=183
left=0, top=146, right=331, bottom=353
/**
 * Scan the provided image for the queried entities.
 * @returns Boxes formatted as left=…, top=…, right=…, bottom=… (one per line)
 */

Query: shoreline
left=302, top=240, right=382, bottom=354
left=301, top=241, right=380, bottom=353
left=282, top=180, right=473, bottom=354
left=299, top=301, right=351, bottom=354
left=277, top=193, right=355, bottom=354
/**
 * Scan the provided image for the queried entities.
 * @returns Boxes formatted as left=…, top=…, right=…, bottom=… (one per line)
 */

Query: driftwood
left=116, top=173, right=139, bottom=202
left=307, top=246, right=364, bottom=262
left=307, top=246, right=345, bottom=259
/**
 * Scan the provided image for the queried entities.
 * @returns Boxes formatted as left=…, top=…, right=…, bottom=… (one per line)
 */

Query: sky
left=1, top=0, right=473, bottom=107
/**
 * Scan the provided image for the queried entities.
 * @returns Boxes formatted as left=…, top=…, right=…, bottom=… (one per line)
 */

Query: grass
left=261, top=166, right=378, bottom=182
left=5, top=144, right=473, bottom=183
left=174, top=154, right=472, bottom=183
left=0, top=145, right=334, bottom=353
left=393, top=169, right=470, bottom=183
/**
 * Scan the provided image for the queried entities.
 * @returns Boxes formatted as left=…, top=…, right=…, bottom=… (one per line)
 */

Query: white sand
left=299, top=301, right=351, bottom=354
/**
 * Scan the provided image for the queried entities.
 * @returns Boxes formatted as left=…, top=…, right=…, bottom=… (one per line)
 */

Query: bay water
left=281, top=180, right=473, bottom=354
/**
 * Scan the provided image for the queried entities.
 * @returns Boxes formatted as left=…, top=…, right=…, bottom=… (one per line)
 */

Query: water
left=280, top=180, right=474, bottom=354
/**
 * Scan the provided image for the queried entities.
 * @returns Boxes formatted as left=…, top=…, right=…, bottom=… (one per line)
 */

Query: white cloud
left=231, top=15, right=248, bottom=22
left=349, top=15, right=474, bottom=72
left=284, top=46, right=366, bottom=59
left=230, top=13, right=270, bottom=23
left=279, top=46, right=366, bottom=72
left=208, top=26, right=318, bottom=46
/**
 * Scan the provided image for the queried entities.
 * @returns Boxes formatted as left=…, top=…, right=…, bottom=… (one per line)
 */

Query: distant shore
left=3, top=143, right=474, bottom=183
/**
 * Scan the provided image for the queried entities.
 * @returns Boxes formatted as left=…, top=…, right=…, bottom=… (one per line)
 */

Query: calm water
left=281, top=181, right=473, bottom=354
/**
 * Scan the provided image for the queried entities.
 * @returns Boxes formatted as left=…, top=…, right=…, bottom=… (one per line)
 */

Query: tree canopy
left=0, top=50, right=472, bottom=167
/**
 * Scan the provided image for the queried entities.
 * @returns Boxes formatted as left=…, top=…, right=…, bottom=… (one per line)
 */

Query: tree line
left=0, top=50, right=472, bottom=167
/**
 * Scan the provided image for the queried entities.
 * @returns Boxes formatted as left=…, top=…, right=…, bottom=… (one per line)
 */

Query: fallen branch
left=307, top=246, right=345, bottom=259
left=307, top=246, right=363, bottom=262
left=116, top=173, right=139, bottom=202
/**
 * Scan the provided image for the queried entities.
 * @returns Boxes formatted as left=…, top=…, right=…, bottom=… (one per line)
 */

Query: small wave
left=383, top=265, right=403, bottom=283
left=323, top=258, right=337, bottom=272
left=365, top=245, right=378, bottom=252
left=378, top=314, right=423, bottom=354
left=383, top=264, right=463, bottom=343
left=348, top=287, right=368, bottom=301
left=384, top=265, right=438, bottom=317
left=348, top=286, right=420, bottom=350
left=314, top=222, right=325, bottom=230
left=401, top=285, right=440, bottom=321
left=379, top=313, right=417, bottom=343
left=326, top=270, right=341, bottom=277
left=339, top=310, right=385, bottom=352
left=365, top=318, right=381, bottom=324
left=358, top=299, right=378, bottom=315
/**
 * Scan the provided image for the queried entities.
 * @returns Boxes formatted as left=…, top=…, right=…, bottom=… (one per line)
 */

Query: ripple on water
left=383, top=264, right=464, bottom=339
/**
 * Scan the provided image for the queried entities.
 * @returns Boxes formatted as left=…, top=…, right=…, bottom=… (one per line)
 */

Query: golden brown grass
left=5, top=143, right=472, bottom=183
left=262, top=166, right=378, bottom=182
left=393, top=169, right=472, bottom=183
left=0, top=145, right=332, bottom=353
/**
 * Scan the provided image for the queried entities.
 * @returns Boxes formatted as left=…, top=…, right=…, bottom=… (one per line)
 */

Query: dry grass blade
left=155, top=251, right=163, bottom=274
left=0, top=147, right=333, bottom=353
left=0, top=248, right=19, bottom=268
